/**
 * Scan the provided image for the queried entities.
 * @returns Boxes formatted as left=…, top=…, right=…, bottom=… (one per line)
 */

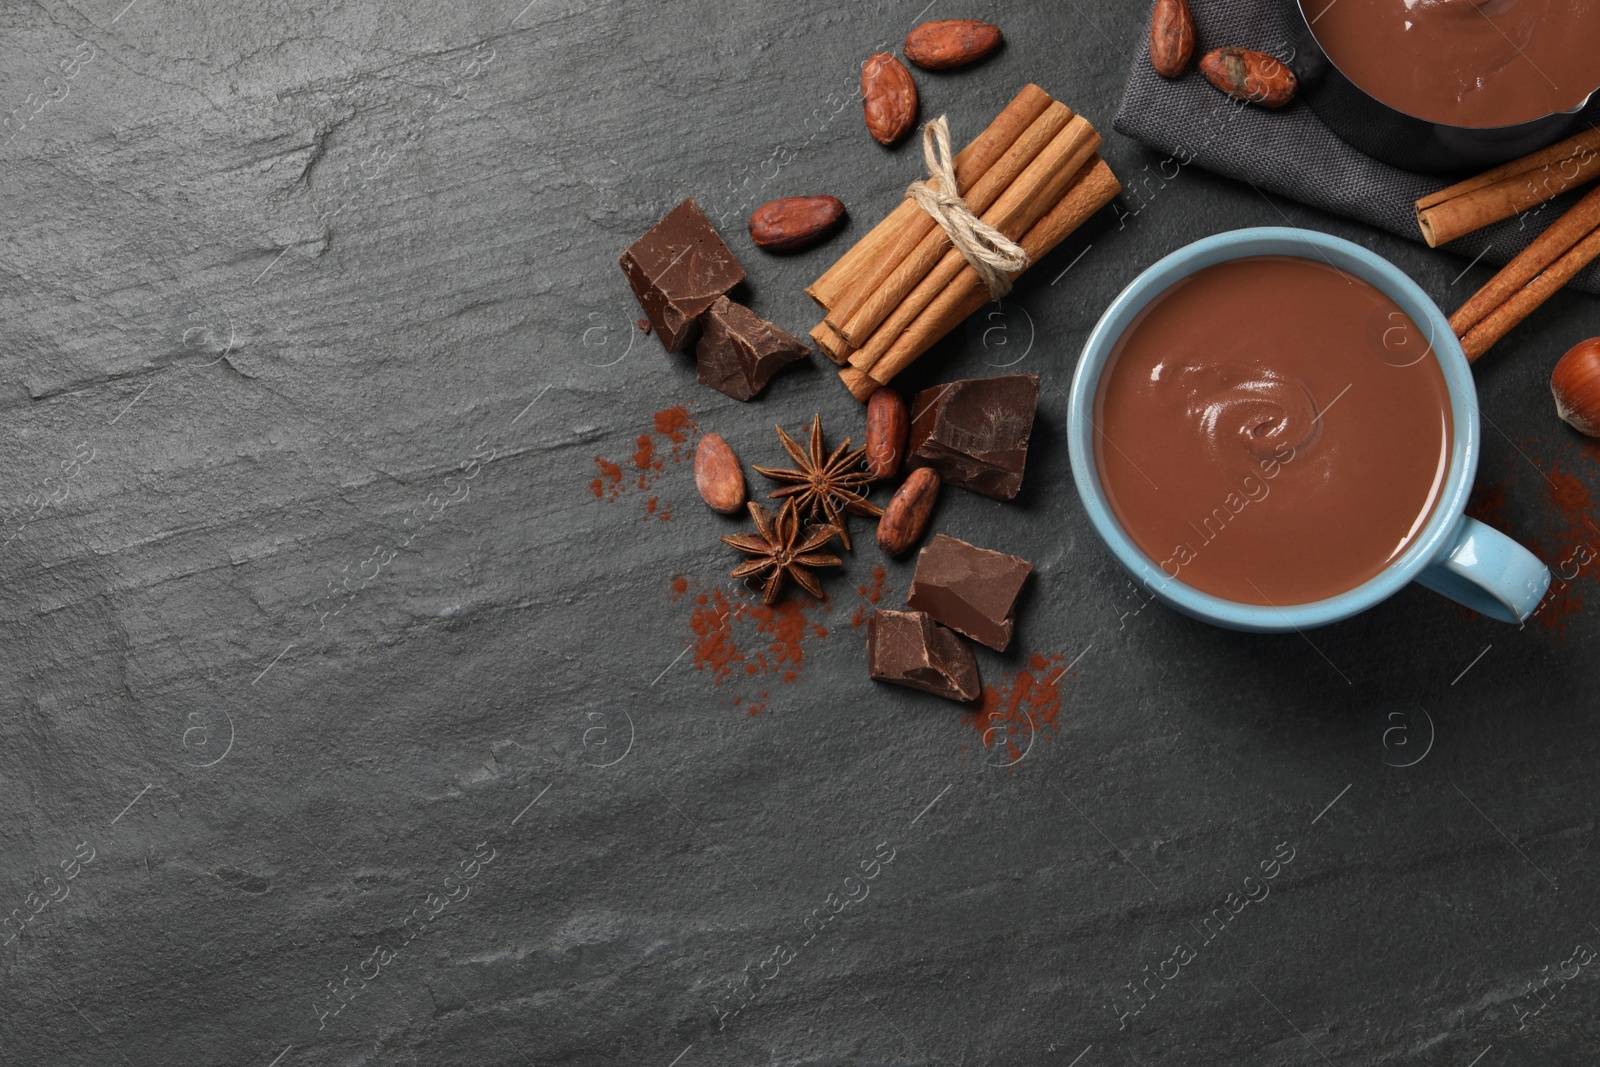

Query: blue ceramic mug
left=1066, top=227, right=1551, bottom=633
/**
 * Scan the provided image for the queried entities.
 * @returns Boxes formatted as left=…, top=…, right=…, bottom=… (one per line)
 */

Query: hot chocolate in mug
left=1067, top=227, right=1551, bottom=633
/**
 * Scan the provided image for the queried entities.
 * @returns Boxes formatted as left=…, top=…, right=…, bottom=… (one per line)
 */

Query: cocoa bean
left=1149, top=0, right=1196, bottom=78
left=877, top=467, right=940, bottom=555
left=695, top=433, right=746, bottom=515
left=862, top=53, right=918, bottom=146
left=903, top=19, right=1003, bottom=70
left=748, top=196, right=846, bottom=253
left=1199, top=47, right=1297, bottom=109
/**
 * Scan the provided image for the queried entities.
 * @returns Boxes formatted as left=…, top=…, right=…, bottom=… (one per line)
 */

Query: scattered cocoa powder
left=851, top=566, right=891, bottom=628
left=589, top=406, right=701, bottom=519
left=1530, top=457, right=1597, bottom=630
left=1466, top=445, right=1600, bottom=631
left=655, top=405, right=698, bottom=443
left=964, top=652, right=1070, bottom=765
left=671, top=576, right=833, bottom=712
left=632, top=435, right=656, bottom=486
left=1464, top=481, right=1509, bottom=529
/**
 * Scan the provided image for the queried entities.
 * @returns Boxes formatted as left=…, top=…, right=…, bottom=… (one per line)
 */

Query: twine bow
left=903, top=115, right=1031, bottom=299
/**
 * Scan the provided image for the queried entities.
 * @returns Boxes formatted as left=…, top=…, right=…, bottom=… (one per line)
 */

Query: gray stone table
left=1, top=1, right=1597, bottom=1064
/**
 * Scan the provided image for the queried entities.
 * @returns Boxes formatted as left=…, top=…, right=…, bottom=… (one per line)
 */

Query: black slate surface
left=2, top=2, right=1599, bottom=1065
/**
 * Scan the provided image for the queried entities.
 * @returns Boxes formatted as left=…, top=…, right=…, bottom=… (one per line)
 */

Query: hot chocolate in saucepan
left=1302, top=0, right=1600, bottom=129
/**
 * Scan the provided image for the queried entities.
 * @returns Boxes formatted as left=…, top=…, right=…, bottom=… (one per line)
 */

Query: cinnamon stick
left=845, top=116, right=1101, bottom=373
left=806, top=84, right=1054, bottom=312
left=1417, top=126, right=1600, bottom=248
left=1459, top=225, right=1600, bottom=362
left=829, top=101, right=1075, bottom=345
left=810, top=321, right=852, bottom=364
left=806, top=206, right=903, bottom=312
left=1450, top=181, right=1600, bottom=337
left=841, top=157, right=1122, bottom=401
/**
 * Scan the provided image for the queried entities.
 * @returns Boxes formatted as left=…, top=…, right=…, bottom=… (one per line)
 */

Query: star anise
left=720, top=499, right=842, bottom=605
left=753, top=414, right=882, bottom=549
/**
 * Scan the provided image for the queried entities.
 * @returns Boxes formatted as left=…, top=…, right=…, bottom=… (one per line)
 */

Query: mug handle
left=1415, top=516, right=1551, bottom=624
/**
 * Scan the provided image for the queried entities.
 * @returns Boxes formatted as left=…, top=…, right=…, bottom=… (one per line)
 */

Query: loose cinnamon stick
left=1417, top=126, right=1600, bottom=248
left=840, top=156, right=1122, bottom=401
left=806, top=84, right=1054, bottom=312
left=829, top=101, right=1075, bottom=345
left=1459, top=225, right=1600, bottom=362
left=1450, top=181, right=1600, bottom=337
left=845, top=116, right=1101, bottom=373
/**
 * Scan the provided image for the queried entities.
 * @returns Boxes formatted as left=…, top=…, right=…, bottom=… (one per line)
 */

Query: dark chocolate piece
left=866, top=609, right=980, bottom=703
left=619, top=198, right=745, bottom=353
left=906, top=534, right=1033, bottom=651
left=907, top=374, right=1039, bottom=500
left=694, top=296, right=810, bottom=401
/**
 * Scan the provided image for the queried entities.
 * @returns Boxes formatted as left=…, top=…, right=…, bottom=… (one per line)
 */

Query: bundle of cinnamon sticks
left=805, top=84, right=1121, bottom=402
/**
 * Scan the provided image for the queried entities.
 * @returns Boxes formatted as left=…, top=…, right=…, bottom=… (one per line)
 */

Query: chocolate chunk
left=907, top=374, right=1039, bottom=500
left=906, top=534, right=1033, bottom=651
left=619, top=198, right=745, bottom=353
left=694, top=296, right=810, bottom=401
left=867, top=609, right=981, bottom=702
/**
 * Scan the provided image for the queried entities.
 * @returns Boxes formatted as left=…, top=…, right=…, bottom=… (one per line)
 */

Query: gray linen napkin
left=1111, top=0, right=1600, bottom=294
